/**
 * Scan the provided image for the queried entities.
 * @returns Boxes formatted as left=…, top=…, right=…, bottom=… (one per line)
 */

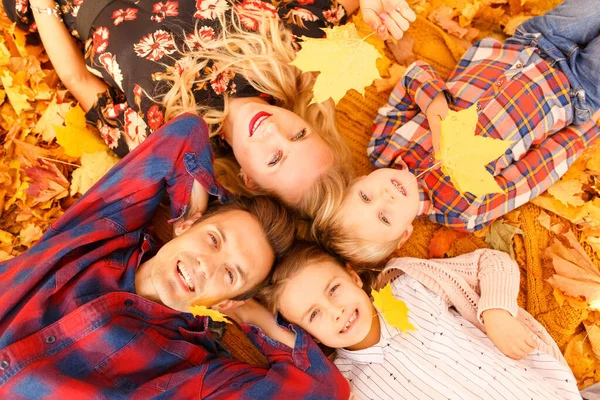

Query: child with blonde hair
left=313, top=0, right=600, bottom=265
left=261, top=242, right=581, bottom=400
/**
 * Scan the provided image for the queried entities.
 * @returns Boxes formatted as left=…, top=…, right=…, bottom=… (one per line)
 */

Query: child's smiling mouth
left=340, top=309, right=359, bottom=334
left=391, top=179, right=407, bottom=196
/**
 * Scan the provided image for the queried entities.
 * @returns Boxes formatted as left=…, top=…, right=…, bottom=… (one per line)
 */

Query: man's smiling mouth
left=177, top=261, right=195, bottom=292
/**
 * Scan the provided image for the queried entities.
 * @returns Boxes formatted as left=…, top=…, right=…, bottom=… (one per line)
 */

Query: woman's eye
left=379, top=213, right=390, bottom=225
left=309, top=310, right=319, bottom=322
left=209, top=234, right=218, bottom=248
left=359, top=191, right=370, bottom=202
left=292, top=128, right=307, bottom=141
left=227, top=269, right=234, bottom=284
left=268, top=151, right=282, bottom=167
left=330, top=284, right=340, bottom=296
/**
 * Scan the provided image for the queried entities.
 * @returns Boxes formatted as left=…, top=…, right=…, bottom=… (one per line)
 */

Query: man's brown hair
left=193, top=195, right=296, bottom=300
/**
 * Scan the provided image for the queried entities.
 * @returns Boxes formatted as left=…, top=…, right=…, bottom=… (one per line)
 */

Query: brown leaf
left=429, top=227, right=467, bottom=258
left=484, top=219, right=523, bottom=259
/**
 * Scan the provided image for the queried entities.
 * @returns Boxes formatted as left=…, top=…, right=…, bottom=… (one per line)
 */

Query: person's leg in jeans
left=508, top=0, right=600, bottom=124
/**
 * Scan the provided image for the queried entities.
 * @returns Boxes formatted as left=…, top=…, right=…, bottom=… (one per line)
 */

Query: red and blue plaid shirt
left=370, top=39, right=600, bottom=231
left=0, top=114, right=350, bottom=399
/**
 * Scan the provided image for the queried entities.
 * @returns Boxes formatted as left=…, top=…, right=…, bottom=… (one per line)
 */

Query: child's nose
left=383, top=187, right=395, bottom=201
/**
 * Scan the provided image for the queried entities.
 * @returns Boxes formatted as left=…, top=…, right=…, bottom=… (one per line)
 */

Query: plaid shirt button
left=46, top=336, right=56, bottom=344
left=0, top=360, right=8, bottom=370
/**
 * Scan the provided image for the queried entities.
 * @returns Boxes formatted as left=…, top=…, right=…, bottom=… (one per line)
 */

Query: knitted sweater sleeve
left=378, top=249, right=520, bottom=330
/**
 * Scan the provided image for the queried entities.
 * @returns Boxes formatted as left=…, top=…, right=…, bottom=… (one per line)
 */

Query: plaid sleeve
left=46, top=113, right=228, bottom=236
left=403, top=61, right=450, bottom=114
left=455, top=119, right=600, bottom=231
left=199, top=324, right=350, bottom=399
left=369, top=61, right=449, bottom=168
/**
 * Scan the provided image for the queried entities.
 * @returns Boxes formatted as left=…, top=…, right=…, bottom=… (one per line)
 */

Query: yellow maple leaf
left=436, top=105, right=512, bottom=197
left=33, top=96, right=73, bottom=142
left=189, top=304, right=231, bottom=324
left=55, top=105, right=108, bottom=157
left=70, top=151, right=120, bottom=196
left=290, top=23, right=381, bottom=104
left=1, top=72, right=31, bottom=115
left=372, top=283, right=415, bottom=332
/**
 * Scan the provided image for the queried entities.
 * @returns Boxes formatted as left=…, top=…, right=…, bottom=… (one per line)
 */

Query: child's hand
left=223, top=299, right=270, bottom=325
left=482, top=309, right=538, bottom=360
left=361, top=0, right=416, bottom=41
left=425, top=92, right=449, bottom=155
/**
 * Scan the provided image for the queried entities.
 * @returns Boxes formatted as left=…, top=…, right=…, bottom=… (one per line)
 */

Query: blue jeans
left=507, top=0, right=600, bottom=125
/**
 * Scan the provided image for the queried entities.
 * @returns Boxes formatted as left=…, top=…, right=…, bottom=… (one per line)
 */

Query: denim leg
left=571, top=35, right=600, bottom=113
left=516, top=0, right=600, bottom=49
left=507, top=0, right=600, bottom=124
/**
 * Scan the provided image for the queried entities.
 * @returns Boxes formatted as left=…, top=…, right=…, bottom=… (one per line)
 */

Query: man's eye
left=359, top=191, right=370, bottom=202
left=309, top=310, right=319, bottom=322
left=268, top=151, right=282, bottom=167
left=330, top=284, right=340, bottom=296
left=209, top=234, right=218, bottom=248
left=227, top=269, right=234, bottom=284
left=379, top=213, right=390, bottom=225
left=292, top=128, right=307, bottom=141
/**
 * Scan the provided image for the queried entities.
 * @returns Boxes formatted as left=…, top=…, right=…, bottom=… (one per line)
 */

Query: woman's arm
left=30, top=0, right=108, bottom=111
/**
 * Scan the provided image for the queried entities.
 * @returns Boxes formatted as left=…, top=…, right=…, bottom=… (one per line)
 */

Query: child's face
left=277, top=261, right=375, bottom=349
left=339, top=168, right=420, bottom=243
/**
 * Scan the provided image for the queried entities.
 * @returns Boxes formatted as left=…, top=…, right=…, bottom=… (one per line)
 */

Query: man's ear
left=239, top=168, right=259, bottom=191
left=396, top=224, right=414, bottom=249
left=212, top=298, right=246, bottom=313
left=173, top=212, right=203, bottom=237
left=345, top=263, right=363, bottom=288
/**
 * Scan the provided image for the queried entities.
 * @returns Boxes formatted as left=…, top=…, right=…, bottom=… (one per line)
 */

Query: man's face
left=138, top=210, right=274, bottom=312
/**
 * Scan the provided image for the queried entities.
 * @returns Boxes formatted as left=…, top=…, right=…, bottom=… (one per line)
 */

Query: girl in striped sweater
left=261, top=242, right=580, bottom=400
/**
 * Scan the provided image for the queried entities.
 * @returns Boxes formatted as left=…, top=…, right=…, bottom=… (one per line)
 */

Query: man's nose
left=197, top=258, right=218, bottom=280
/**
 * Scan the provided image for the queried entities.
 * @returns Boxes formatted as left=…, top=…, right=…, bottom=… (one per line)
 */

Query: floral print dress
left=4, top=0, right=347, bottom=156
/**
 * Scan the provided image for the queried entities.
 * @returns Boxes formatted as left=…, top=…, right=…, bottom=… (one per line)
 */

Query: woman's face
left=226, top=101, right=335, bottom=205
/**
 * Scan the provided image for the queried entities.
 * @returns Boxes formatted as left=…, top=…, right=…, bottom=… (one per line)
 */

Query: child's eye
left=359, top=191, right=370, bottom=202
left=330, top=284, right=340, bottom=296
left=309, top=309, right=319, bottom=322
left=209, top=233, right=219, bottom=248
left=379, top=213, right=390, bottom=225
left=292, top=128, right=307, bottom=141
left=226, top=269, right=234, bottom=284
left=268, top=151, right=282, bottom=167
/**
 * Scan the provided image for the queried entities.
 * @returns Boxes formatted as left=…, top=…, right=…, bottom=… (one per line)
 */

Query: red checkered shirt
left=0, top=114, right=350, bottom=399
left=369, top=38, right=600, bottom=231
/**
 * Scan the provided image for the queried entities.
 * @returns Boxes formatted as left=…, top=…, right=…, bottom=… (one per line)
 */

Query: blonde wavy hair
left=161, top=7, right=352, bottom=215
left=309, top=176, right=401, bottom=267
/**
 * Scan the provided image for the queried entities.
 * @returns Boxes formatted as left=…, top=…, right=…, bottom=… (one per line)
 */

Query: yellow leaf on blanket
left=547, top=180, right=586, bottom=207
left=436, top=105, right=512, bottom=197
left=55, top=105, right=108, bottom=157
left=70, top=151, right=120, bottom=196
left=372, top=283, right=415, bottom=332
left=290, top=23, right=381, bottom=104
left=564, top=332, right=597, bottom=381
left=189, top=304, right=231, bottom=324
